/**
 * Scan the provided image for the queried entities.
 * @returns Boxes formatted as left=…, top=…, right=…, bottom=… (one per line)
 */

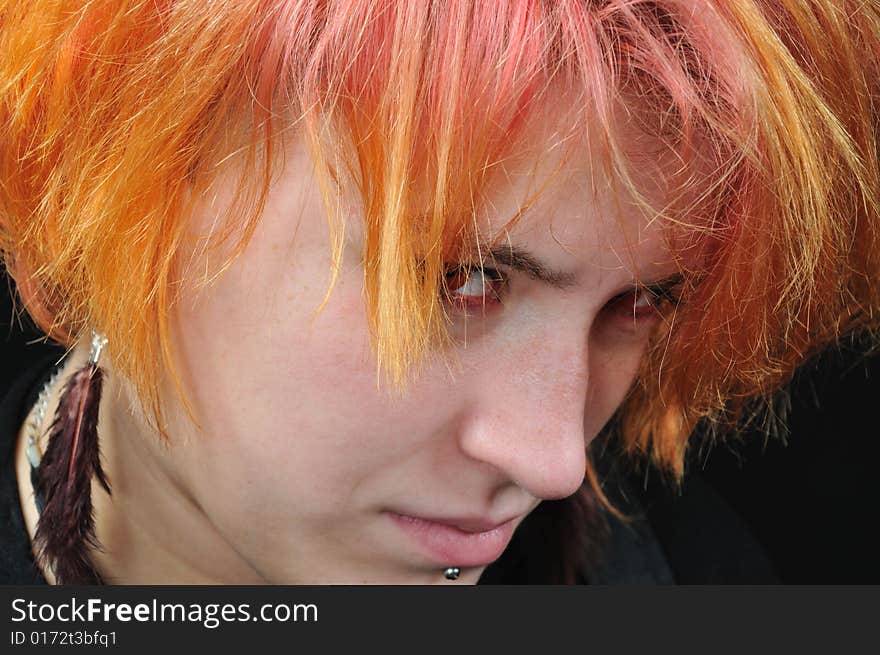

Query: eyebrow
left=473, top=242, right=685, bottom=295
left=480, top=243, right=580, bottom=290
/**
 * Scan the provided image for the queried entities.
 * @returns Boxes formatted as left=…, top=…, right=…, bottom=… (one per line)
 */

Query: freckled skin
left=82, top=117, right=679, bottom=585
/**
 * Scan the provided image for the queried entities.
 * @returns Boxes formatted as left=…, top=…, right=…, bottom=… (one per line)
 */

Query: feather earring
left=33, top=331, right=111, bottom=584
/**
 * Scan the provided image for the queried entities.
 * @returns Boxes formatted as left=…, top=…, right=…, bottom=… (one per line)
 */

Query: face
left=103, top=111, right=680, bottom=584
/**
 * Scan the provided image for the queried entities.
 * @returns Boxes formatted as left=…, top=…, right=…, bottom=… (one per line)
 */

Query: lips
left=388, top=511, right=521, bottom=568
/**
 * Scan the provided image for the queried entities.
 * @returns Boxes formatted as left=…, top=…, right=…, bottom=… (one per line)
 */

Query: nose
left=456, top=335, right=590, bottom=500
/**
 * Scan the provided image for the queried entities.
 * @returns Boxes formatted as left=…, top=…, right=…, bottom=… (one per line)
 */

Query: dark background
left=3, top=263, right=878, bottom=583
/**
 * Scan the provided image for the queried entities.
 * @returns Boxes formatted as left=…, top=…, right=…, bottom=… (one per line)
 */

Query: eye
left=607, top=282, right=681, bottom=324
left=442, top=264, right=507, bottom=311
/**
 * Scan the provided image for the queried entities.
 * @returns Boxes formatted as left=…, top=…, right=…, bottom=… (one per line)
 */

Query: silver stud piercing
left=444, top=567, right=461, bottom=580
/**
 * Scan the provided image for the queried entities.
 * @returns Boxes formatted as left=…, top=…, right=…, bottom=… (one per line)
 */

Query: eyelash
left=441, top=263, right=682, bottom=321
left=607, top=283, right=682, bottom=322
left=442, top=264, right=508, bottom=311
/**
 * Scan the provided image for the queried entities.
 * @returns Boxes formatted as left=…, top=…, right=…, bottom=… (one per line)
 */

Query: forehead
left=466, top=101, right=678, bottom=288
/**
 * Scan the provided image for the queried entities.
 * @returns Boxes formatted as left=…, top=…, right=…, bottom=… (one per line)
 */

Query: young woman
left=1, top=0, right=878, bottom=584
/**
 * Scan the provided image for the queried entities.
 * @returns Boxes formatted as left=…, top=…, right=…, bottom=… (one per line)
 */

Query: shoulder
left=0, top=343, right=65, bottom=585
left=591, top=437, right=780, bottom=584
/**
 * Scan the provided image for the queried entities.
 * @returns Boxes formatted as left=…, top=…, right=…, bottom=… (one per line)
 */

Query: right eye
left=603, top=279, right=683, bottom=329
left=442, top=265, right=507, bottom=311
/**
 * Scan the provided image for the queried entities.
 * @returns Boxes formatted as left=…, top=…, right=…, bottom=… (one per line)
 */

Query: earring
left=33, top=330, right=111, bottom=584
left=443, top=567, right=461, bottom=581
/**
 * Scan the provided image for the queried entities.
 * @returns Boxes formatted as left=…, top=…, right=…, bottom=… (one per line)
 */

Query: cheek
left=174, top=285, right=372, bottom=489
left=164, top=198, right=377, bottom=507
left=584, top=337, right=650, bottom=437
left=167, top=237, right=463, bottom=522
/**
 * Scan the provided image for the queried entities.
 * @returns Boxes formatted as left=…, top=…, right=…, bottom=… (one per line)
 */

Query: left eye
left=442, top=265, right=507, bottom=309
left=609, top=285, right=678, bottom=321
left=631, top=288, right=658, bottom=317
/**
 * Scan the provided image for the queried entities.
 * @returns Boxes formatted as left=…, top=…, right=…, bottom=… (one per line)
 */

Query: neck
left=18, top=342, right=267, bottom=584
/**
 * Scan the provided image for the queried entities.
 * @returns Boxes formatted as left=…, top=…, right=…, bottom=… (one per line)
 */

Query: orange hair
left=2, top=0, right=879, bottom=482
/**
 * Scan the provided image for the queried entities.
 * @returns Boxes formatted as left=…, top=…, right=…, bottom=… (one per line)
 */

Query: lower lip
left=388, top=512, right=519, bottom=568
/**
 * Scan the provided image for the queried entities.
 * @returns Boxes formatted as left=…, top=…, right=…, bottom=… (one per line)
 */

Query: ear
left=3, top=256, right=72, bottom=346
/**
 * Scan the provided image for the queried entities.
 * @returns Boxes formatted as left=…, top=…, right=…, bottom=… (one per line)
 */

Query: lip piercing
left=444, top=567, right=461, bottom=580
